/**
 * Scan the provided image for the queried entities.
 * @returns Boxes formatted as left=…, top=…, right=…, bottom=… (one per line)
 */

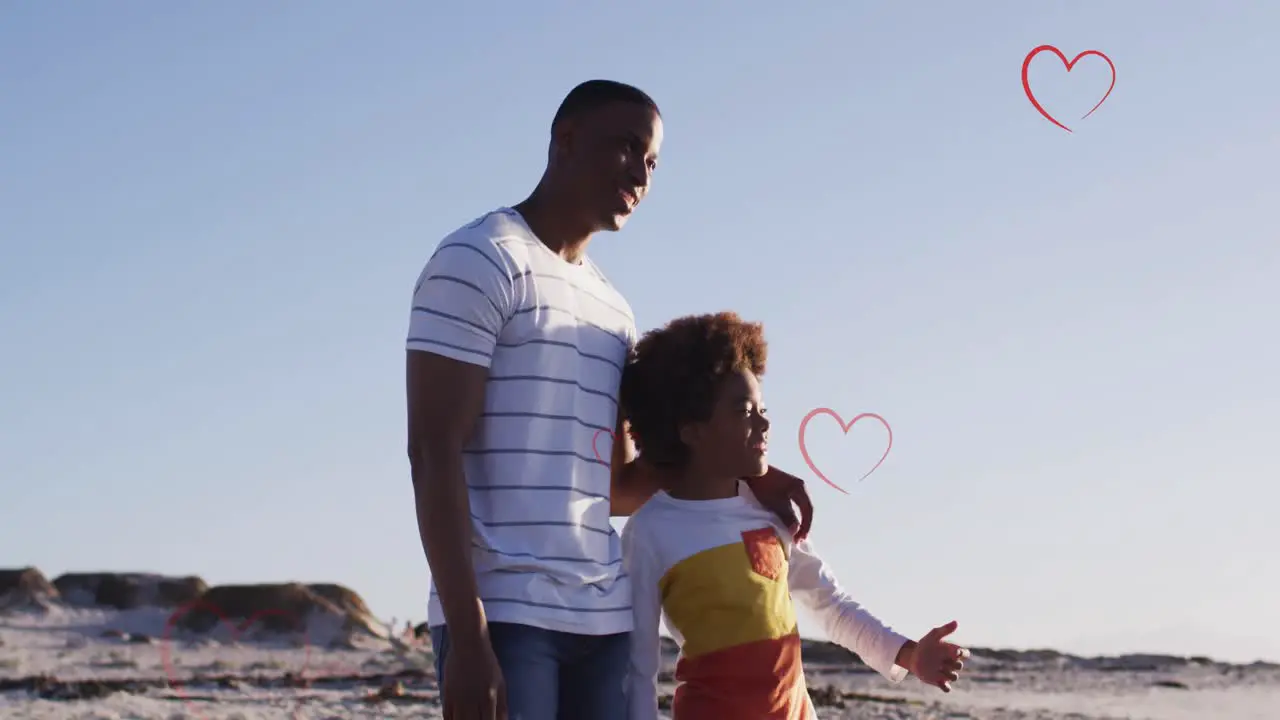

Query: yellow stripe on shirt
left=658, top=527, right=798, bottom=659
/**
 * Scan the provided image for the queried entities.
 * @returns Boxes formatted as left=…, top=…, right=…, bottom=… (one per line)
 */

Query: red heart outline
left=159, top=600, right=314, bottom=719
left=797, top=408, right=893, bottom=495
left=592, top=428, right=616, bottom=467
left=1021, top=45, right=1116, bottom=133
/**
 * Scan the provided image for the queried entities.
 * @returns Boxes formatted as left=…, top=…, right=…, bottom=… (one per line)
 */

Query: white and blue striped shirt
left=407, top=207, right=636, bottom=636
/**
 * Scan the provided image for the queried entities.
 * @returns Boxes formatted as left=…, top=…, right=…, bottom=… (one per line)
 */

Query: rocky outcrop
left=801, top=639, right=867, bottom=666
left=173, top=582, right=384, bottom=646
left=175, top=583, right=341, bottom=634
left=307, top=583, right=374, bottom=620
left=51, top=573, right=207, bottom=610
left=307, top=582, right=385, bottom=643
left=4, top=567, right=383, bottom=647
left=0, top=567, right=59, bottom=611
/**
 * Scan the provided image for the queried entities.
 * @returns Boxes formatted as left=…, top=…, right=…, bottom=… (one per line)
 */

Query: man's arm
left=407, top=350, right=491, bottom=645
left=403, top=229, right=516, bottom=647
left=608, top=405, right=664, bottom=517
left=743, top=466, right=814, bottom=541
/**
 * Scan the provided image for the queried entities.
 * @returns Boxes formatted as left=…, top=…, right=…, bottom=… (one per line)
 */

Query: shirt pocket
left=741, top=527, right=786, bottom=582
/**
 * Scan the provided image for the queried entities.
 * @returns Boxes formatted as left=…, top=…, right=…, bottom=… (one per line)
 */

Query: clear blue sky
left=2, top=3, right=1277, bottom=664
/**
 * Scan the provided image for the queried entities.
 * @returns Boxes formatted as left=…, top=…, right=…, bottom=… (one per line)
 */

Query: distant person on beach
left=405, top=80, right=816, bottom=720
left=619, top=311, right=970, bottom=720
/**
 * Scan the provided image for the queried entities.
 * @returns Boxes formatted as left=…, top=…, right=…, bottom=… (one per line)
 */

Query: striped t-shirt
left=407, top=207, right=636, bottom=636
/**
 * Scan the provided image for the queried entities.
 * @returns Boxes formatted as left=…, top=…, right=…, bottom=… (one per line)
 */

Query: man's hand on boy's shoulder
left=742, top=466, right=814, bottom=542
left=897, top=620, right=970, bottom=692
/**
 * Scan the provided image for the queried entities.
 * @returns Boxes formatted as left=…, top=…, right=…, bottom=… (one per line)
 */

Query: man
left=405, top=80, right=815, bottom=720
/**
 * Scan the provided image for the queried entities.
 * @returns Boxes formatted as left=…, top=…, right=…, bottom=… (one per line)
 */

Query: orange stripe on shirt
left=672, top=631, right=814, bottom=720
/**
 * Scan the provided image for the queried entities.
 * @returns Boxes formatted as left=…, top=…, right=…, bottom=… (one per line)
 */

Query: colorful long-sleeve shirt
left=622, top=482, right=911, bottom=720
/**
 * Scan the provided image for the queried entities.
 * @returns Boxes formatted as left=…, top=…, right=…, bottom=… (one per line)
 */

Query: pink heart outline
left=797, top=408, right=893, bottom=495
left=592, top=428, right=616, bottom=467
left=1021, top=44, right=1116, bottom=133
left=159, top=600, right=314, bottom=720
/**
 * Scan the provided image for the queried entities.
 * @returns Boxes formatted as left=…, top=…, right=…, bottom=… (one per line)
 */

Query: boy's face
left=682, top=369, right=770, bottom=479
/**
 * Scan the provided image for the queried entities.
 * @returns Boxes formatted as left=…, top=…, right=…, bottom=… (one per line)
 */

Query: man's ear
left=551, top=120, right=576, bottom=160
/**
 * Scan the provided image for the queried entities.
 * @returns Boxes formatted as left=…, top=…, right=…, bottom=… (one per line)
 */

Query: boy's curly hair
left=620, top=311, right=768, bottom=468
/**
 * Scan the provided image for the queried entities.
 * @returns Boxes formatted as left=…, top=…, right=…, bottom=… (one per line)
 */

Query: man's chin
left=596, top=204, right=636, bottom=231
left=600, top=213, right=628, bottom=232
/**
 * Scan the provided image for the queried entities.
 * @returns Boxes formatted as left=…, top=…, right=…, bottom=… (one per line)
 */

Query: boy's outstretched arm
left=787, top=538, right=970, bottom=691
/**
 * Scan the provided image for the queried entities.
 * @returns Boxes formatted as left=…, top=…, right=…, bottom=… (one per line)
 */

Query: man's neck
left=512, top=188, right=592, bottom=265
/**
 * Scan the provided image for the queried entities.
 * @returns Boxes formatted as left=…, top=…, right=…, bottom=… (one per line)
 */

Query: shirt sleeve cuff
left=406, top=316, right=497, bottom=368
left=406, top=338, right=493, bottom=368
left=881, top=633, right=912, bottom=684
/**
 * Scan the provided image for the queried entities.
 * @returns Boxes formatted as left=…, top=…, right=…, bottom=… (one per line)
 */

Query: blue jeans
left=431, top=622, right=631, bottom=720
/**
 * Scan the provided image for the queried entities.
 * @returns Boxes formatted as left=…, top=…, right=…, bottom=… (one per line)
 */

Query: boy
left=620, top=312, right=969, bottom=720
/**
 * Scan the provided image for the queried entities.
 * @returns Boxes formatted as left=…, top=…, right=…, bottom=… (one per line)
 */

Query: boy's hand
left=742, top=466, right=814, bottom=542
left=905, top=621, right=969, bottom=692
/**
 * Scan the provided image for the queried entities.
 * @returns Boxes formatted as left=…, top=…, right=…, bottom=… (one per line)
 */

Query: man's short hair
left=550, top=80, right=660, bottom=132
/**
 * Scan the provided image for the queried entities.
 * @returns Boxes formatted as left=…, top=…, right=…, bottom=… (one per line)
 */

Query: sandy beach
left=3, top=601, right=1277, bottom=720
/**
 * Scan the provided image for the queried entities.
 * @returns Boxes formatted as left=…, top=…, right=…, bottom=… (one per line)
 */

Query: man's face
left=555, top=101, right=663, bottom=232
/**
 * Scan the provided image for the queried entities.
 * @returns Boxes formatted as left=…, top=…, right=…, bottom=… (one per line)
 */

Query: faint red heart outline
left=797, top=408, right=893, bottom=495
left=592, top=428, right=616, bottom=467
left=159, top=600, right=318, bottom=720
left=1022, top=45, right=1116, bottom=133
